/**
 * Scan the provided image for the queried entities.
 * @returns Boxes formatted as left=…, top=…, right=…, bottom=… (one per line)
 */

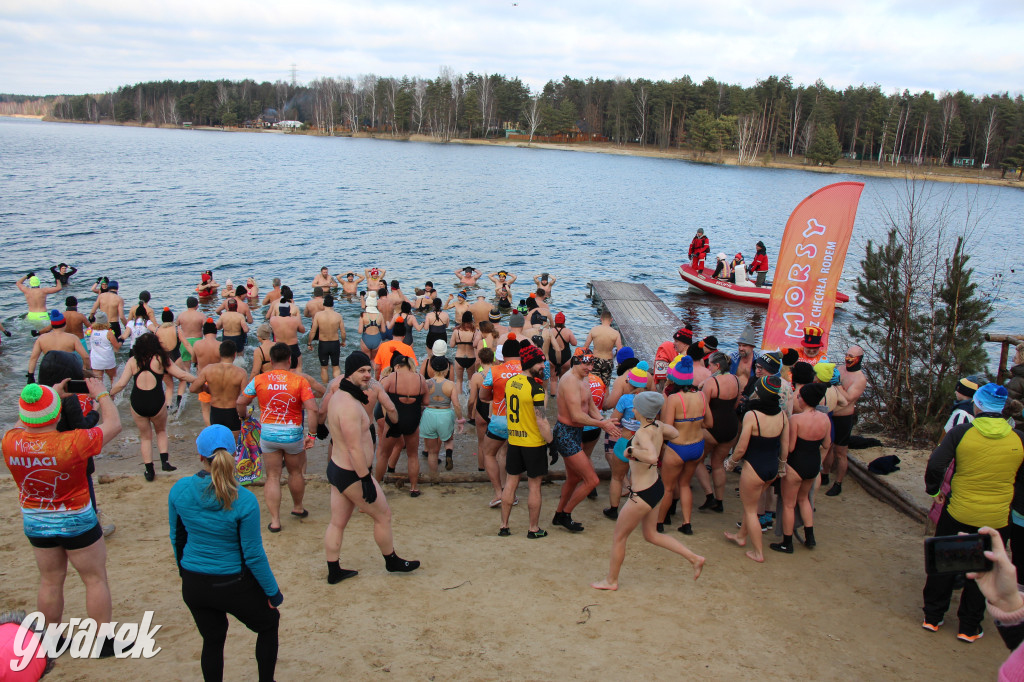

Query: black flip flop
left=290, top=509, right=309, bottom=518
left=267, top=523, right=282, bottom=533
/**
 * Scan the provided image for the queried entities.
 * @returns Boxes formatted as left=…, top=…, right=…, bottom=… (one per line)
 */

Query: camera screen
left=933, top=537, right=985, bottom=573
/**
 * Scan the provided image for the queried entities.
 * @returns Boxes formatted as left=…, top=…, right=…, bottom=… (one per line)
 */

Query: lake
left=0, top=116, right=1021, bottom=427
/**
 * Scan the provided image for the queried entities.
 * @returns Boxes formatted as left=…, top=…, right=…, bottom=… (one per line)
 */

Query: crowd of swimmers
left=3, top=261, right=877, bottom=678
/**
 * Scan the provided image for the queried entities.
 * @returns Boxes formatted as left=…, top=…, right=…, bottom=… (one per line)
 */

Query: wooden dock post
left=984, top=333, right=1023, bottom=383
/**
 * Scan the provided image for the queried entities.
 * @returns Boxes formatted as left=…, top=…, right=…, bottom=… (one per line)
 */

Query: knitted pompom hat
left=20, top=384, right=61, bottom=427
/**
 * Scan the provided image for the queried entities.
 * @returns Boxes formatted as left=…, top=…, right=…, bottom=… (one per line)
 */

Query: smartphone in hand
left=65, top=379, right=90, bottom=394
left=925, top=533, right=993, bottom=576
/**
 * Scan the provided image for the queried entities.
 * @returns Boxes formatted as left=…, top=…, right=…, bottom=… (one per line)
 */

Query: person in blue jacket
left=169, top=425, right=282, bottom=682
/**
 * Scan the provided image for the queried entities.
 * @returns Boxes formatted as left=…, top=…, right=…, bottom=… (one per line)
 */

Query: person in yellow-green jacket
left=922, top=383, right=1024, bottom=643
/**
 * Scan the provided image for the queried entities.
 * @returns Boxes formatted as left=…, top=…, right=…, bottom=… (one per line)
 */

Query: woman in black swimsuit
left=545, top=313, right=576, bottom=393
left=771, top=383, right=831, bottom=553
left=392, top=302, right=420, bottom=346
left=377, top=354, right=427, bottom=496
left=110, top=333, right=196, bottom=481
left=591, top=392, right=705, bottom=591
left=424, top=299, right=450, bottom=354
left=450, top=311, right=480, bottom=395
left=723, top=376, right=789, bottom=563
left=699, top=352, right=741, bottom=513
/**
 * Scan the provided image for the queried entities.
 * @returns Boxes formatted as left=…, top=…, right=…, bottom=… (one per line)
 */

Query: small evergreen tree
left=850, top=192, right=995, bottom=440
left=806, top=123, right=841, bottom=165
left=915, top=236, right=993, bottom=423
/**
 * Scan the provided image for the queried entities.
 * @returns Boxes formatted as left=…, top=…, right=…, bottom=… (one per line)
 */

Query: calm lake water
left=1, top=116, right=1021, bottom=427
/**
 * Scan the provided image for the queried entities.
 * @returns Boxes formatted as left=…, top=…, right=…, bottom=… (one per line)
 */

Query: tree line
left=9, top=70, right=1024, bottom=171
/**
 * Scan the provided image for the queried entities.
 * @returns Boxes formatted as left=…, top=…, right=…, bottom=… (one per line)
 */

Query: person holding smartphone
left=2, top=377, right=122, bottom=656
left=965, top=527, right=1024, bottom=678
left=923, top=383, right=1024, bottom=641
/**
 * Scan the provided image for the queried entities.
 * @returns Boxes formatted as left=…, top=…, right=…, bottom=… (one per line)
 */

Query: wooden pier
left=588, top=281, right=681, bottom=360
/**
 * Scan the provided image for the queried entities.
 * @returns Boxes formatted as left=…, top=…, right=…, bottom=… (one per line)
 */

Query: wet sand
left=0, top=449, right=1006, bottom=680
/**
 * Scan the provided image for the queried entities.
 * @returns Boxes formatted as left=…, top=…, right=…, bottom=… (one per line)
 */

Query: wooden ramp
left=589, top=281, right=681, bottom=362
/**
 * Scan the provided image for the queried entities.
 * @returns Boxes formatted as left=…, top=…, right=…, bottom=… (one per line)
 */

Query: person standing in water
left=18, top=272, right=63, bottom=331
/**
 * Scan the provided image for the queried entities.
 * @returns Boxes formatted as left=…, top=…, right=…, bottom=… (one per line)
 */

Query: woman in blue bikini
left=658, top=356, right=711, bottom=535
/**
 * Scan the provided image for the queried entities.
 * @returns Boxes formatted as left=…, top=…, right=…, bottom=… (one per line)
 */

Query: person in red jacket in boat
left=749, top=241, right=770, bottom=287
left=688, top=229, right=710, bottom=274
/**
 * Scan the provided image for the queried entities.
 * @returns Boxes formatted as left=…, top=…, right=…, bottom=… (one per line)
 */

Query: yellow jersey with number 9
left=505, top=373, right=547, bottom=447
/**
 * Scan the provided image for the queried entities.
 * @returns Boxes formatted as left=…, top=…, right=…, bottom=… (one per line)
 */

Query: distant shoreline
left=22, top=115, right=1024, bottom=190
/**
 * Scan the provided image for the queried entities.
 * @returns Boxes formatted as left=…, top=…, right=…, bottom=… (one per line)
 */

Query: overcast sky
left=2, top=1, right=1021, bottom=97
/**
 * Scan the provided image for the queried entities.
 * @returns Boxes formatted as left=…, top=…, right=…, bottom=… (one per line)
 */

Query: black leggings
left=181, top=568, right=279, bottom=682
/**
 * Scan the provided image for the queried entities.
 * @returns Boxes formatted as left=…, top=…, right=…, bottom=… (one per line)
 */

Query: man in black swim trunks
left=191, top=341, right=249, bottom=437
left=309, top=294, right=346, bottom=383
left=823, top=345, right=868, bottom=496
left=323, top=352, right=419, bottom=584
left=269, top=298, right=305, bottom=371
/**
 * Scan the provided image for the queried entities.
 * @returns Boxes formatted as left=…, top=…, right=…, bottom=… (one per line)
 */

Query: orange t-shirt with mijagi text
left=2, top=427, right=104, bottom=511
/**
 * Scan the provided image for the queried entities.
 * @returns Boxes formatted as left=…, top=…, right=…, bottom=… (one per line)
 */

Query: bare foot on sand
left=591, top=579, right=618, bottom=591
left=745, top=550, right=764, bottom=563
left=724, top=531, right=746, bottom=547
left=692, top=556, right=705, bottom=581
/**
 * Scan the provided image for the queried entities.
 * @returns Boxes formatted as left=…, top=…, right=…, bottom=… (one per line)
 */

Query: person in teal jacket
left=923, top=384, right=1024, bottom=643
left=169, top=425, right=282, bottom=682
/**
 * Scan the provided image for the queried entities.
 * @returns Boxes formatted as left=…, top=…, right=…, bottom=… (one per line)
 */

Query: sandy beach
left=0, top=433, right=1006, bottom=680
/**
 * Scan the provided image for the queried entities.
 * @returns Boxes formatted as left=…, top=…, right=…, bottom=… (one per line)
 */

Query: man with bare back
left=17, top=272, right=63, bottom=331
left=27, top=310, right=92, bottom=382
left=261, top=277, right=283, bottom=308
left=469, top=295, right=492, bottom=324
left=216, top=298, right=249, bottom=354
left=309, top=295, right=346, bottom=383
left=90, top=280, right=126, bottom=339
left=583, top=310, right=622, bottom=391
left=170, top=296, right=204, bottom=407
left=551, top=349, right=620, bottom=532
left=191, top=341, right=248, bottom=437
left=216, top=285, right=254, bottom=322
left=269, top=300, right=306, bottom=371
left=190, top=319, right=222, bottom=426
left=63, top=297, right=89, bottom=340
left=304, top=287, right=326, bottom=320
left=323, top=351, right=419, bottom=583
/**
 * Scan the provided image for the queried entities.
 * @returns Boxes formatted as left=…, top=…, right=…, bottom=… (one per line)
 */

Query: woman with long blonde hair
left=169, top=425, right=282, bottom=682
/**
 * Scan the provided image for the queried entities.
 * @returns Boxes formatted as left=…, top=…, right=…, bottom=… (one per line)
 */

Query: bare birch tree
left=634, top=82, right=649, bottom=146
left=477, top=73, right=494, bottom=137
left=523, top=94, right=542, bottom=144
left=982, top=106, right=998, bottom=168
left=788, top=90, right=801, bottom=157
left=412, top=77, right=426, bottom=134
left=736, top=113, right=758, bottom=164
left=937, top=94, right=958, bottom=165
